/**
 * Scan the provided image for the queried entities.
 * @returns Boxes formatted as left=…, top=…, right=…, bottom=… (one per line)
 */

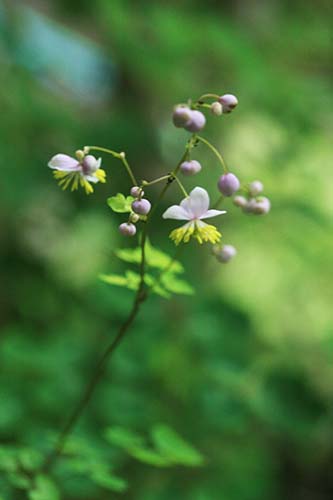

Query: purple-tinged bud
left=211, top=101, right=223, bottom=116
left=218, top=173, right=240, bottom=196
left=119, top=222, right=136, bottom=236
left=180, top=160, right=202, bottom=176
left=131, top=198, right=151, bottom=215
left=130, top=186, right=144, bottom=198
left=242, top=198, right=257, bottom=213
left=248, top=180, right=264, bottom=197
left=219, top=94, right=238, bottom=113
left=184, top=110, right=206, bottom=132
left=252, top=196, right=271, bottom=215
left=172, top=106, right=192, bottom=128
left=233, top=195, right=247, bottom=208
left=81, top=155, right=100, bottom=174
left=214, top=244, right=237, bottom=263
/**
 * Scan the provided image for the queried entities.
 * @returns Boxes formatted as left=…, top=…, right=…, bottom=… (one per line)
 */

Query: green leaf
left=105, top=426, right=144, bottom=450
left=115, top=240, right=184, bottom=273
left=90, top=466, right=127, bottom=492
left=0, top=447, right=16, bottom=472
left=161, top=273, right=195, bottom=295
left=152, top=424, right=204, bottom=467
left=8, top=472, right=32, bottom=490
left=99, top=273, right=128, bottom=287
left=107, top=193, right=134, bottom=213
left=129, top=447, right=170, bottom=467
left=28, top=475, right=60, bottom=500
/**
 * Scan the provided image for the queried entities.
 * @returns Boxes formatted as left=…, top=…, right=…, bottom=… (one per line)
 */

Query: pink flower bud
left=180, top=160, right=202, bottom=176
left=131, top=198, right=151, bottom=215
left=130, top=186, right=144, bottom=198
left=119, top=223, right=136, bottom=236
left=248, top=180, right=264, bottom=197
left=214, top=244, right=237, bottom=263
left=218, top=94, right=238, bottom=113
left=233, top=195, right=247, bottom=208
left=252, top=197, right=271, bottom=215
left=172, top=106, right=192, bottom=128
left=217, top=173, right=240, bottom=196
left=184, top=110, right=206, bottom=132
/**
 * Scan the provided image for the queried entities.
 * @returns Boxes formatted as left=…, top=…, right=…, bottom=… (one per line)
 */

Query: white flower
left=162, top=187, right=226, bottom=245
left=48, top=154, right=106, bottom=194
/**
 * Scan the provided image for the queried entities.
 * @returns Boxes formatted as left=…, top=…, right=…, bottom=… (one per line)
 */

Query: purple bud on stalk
left=172, top=106, right=192, bottom=128
left=184, top=110, right=206, bottom=132
left=214, top=244, right=237, bottom=263
left=131, top=198, right=151, bottom=215
left=218, top=173, right=240, bottom=196
left=233, top=195, right=248, bottom=208
left=219, top=94, right=238, bottom=113
left=180, top=160, right=202, bottom=176
left=248, top=180, right=264, bottom=197
left=130, top=186, right=144, bottom=198
left=119, top=222, right=136, bottom=236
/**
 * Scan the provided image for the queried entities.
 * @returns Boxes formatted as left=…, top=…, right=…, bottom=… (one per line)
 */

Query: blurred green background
left=1, top=0, right=333, bottom=498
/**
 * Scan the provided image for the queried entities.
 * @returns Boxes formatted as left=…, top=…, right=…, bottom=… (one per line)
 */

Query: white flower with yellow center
left=163, top=187, right=226, bottom=245
left=48, top=154, right=106, bottom=194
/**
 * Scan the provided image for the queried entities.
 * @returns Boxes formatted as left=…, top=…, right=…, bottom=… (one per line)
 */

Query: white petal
left=48, top=154, right=80, bottom=171
left=187, top=187, right=210, bottom=218
left=200, top=209, right=226, bottom=220
left=162, top=204, right=190, bottom=220
left=96, top=158, right=102, bottom=169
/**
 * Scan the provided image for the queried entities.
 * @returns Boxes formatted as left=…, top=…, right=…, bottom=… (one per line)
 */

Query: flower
left=48, top=153, right=106, bottom=194
left=162, top=187, right=226, bottom=245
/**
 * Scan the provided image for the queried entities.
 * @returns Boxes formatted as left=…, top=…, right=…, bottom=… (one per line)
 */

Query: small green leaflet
left=107, top=193, right=135, bottom=213
left=115, top=240, right=184, bottom=273
left=105, top=424, right=204, bottom=468
left=28, top=475, right=60, bottom=500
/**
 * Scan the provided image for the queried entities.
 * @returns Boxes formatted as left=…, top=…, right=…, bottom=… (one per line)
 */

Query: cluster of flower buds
left=172, top=106, right=206, bottom=132
left=233, top=181, right=271, bottom=215
left=119, top=186, right=152, bottom=237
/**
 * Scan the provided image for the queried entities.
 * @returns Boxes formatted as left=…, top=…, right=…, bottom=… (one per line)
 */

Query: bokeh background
left=1, top=0, right=333, bottom=498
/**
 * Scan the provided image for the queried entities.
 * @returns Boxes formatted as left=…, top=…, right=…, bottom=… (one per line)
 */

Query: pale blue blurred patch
left=0, top=1, right=116, bottom=104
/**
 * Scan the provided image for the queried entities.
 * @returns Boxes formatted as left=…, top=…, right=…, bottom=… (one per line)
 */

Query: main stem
left=42, top=143, right=193, bottom=472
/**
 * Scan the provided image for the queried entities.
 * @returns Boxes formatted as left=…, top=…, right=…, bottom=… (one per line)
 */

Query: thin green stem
left=197, top=93, right=220, bottom=101
left=86, top=146, right=138, bottom=185
left=196, top=135, right=228, bottom=173
left=212, top=194, right=225, bottom=209
left=142, top=175, right=171, bottom=187
left=173, top=173, right=189, bottom=197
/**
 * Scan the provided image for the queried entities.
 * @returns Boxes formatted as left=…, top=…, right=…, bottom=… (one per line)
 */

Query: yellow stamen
left=95, top=168, right=106, bottom=183
left=169, top=221, right=221, bottom=246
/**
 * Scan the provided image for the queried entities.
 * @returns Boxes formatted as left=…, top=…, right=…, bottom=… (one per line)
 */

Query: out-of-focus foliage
left=0, top=0, right=333, bottom=498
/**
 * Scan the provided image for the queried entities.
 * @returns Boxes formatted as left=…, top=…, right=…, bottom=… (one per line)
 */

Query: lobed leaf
left=107, top=193, right=134, bottom=213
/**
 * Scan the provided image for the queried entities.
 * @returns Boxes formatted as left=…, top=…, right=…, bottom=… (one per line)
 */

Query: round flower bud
left=129, top=213, right=140, bottom=223
left=75, top=149, right=85, bottom=161
left=81, top=155, right=99, bottom=174
left=233, top=195, right=247, bottom=208
left=211, top=101, right=223, bottom=116
left=172, top=106, right=192, bottom=128
left=184, top=110, right=206, bottom=132
left=214, top=244, right=237, bottom=263
left=248, top=180, right=264, bottom=197
left=130, top=186, right=144, bottom=198
left=252, top=196, right=271, bottom=215
left=217, top=173, right=240, bottom=196
left=219, top=94, right=238, bottom=113
left=180, top=160, right=202, bottom=176
left=119, top=222, right=136, bottom=236
left=131, top=198, right=151, bottom=215
left=242, top=198, right=257, bottom=213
